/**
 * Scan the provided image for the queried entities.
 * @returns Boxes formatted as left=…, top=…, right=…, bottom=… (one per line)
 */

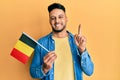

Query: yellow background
left=0, top=0, right=120, bottom=80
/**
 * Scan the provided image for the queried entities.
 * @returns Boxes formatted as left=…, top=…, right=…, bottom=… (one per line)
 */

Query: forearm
left=30, top=44, right=46, bottom=78
left=80, top=50, right=94, bottom=76
left=30, top=65, right=45, bottom=78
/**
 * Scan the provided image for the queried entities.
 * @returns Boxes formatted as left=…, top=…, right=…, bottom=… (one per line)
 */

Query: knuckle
left=50, top=57, right=54, bottom=61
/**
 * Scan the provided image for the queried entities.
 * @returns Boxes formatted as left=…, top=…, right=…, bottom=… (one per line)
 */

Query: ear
left=48, top=14, right=51, bottom=23
left=66, top=16, right=68, bottom=22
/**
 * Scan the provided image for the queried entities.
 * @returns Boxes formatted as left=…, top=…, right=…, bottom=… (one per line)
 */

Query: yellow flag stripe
left=14, top=40, right=34, bottom=57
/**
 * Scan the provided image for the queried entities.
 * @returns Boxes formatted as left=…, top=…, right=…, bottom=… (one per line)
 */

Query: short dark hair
left=48, top=3, right=65, bottom=13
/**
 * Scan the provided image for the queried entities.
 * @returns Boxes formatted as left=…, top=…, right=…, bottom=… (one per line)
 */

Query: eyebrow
left=50, top=14, right=64, bottom=17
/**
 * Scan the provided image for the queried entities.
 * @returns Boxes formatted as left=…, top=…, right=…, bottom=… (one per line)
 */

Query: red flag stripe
left=10, top=48, right=29, bottom=64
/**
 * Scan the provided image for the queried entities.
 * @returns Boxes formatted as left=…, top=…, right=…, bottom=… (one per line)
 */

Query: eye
left=59, top=15, right=64, bottom=19
left=50, top=17, right=56, bottom=20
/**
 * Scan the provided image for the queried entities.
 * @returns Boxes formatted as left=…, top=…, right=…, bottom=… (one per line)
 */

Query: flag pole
left=22, top=32, right=49, bottom=52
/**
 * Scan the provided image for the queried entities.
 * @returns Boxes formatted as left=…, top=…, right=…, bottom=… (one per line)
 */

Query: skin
left=42, top=9, right=86, bottom=74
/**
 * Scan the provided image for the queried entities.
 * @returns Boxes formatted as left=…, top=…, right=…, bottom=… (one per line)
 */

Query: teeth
left=55, top=24, right=60, bottom=27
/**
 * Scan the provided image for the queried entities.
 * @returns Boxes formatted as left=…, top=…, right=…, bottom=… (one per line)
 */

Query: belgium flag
left=10, top=32, right=49, bottom=64
left=10, top=32, right=37, bottom=64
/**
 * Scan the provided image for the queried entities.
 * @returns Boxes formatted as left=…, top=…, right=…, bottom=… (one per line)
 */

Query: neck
left=52, top=30, right=68, bottom=38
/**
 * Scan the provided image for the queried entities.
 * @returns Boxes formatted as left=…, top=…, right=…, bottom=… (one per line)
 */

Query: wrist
left=42, top=65, right=49, bottom=74
left=78, top=47, right=86, bottom=53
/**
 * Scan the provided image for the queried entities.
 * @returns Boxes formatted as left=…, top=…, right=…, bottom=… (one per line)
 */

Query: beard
left=52, top=25, right=66, bottom=33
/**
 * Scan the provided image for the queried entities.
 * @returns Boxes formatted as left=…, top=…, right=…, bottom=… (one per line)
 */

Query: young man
left=30, top=3, right=94, bottom=80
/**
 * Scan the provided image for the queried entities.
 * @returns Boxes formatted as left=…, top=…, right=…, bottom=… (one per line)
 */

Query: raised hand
left=74, top=24, right=86, bottom=53
left=42, top=51, right=57, bottom=73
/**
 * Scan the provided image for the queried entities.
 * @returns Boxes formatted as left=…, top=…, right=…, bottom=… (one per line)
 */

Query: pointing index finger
left=78, top=24, right=82, bottom=35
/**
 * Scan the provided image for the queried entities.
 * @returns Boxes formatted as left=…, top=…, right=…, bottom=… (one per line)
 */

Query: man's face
left=49, top=9, right=67, bottom=32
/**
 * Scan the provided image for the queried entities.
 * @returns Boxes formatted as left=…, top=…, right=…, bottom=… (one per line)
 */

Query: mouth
left=55, top=23, right=61, bottom=27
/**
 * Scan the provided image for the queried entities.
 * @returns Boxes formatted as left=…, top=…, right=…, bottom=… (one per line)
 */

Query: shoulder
left=37, top=32, right=52, bottom=43
left=67, top=31, right=74, bottom=38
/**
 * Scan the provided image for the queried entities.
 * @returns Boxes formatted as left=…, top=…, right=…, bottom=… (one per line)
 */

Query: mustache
left=54, top=22, right=62, bottom=24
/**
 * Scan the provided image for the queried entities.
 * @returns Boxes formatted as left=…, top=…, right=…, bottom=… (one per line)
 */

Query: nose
left=55, top=17, right=59, bottom=23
